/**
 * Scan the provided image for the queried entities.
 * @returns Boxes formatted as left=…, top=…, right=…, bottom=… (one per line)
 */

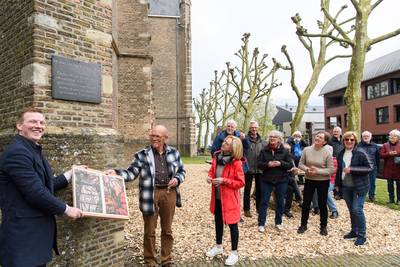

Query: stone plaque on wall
left=149, top=0, right=180, bottom=17
left=52, top=55, right=101, bottom=103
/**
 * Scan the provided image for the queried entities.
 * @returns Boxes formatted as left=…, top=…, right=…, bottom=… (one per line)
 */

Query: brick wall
left=0, top=0, right=35, bottom=130
left=30, top=0, right=114, bottom=128
left=179, top=0, right=196, bottom=155
left=0, top=0, right=194, bottom=265
left=150, top=17, right=179, bottom=142
left=150, top=0, right=196, bottom=155
left=113, top=0, right=153, bottom=140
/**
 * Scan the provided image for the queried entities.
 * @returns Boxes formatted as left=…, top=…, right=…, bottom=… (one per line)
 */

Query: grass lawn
left=181, top=155, right=211, bottom=164
left=375, top=178, right=400, bottom=211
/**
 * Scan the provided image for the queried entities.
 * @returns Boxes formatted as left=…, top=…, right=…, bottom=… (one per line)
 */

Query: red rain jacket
left=208, top=156, right=245, bottom=224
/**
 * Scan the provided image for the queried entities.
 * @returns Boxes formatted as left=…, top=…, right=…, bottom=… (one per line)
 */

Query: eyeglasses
left=150, top=134, right=165, bottom=139
left=269, top=136, right=278, bottom=138
left=344, top=138, right=355, bottom=142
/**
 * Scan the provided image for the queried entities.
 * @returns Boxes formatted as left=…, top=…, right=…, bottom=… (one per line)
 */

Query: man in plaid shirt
left=106, top=125, right=185, bottom=267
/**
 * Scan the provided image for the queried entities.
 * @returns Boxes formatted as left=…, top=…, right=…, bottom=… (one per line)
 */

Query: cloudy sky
left=191, top=0, right=400, bottom=106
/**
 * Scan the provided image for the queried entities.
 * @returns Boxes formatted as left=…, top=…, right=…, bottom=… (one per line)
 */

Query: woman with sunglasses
left=297, top=131, right=334, bottom=236
left=335, top=131, right=373, bottom=246
left=206, top=136, right=245, bottom=266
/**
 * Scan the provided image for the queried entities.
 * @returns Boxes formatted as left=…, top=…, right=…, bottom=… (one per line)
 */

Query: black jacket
left=0, top=135, right=68, bottom=267
left=357, top=141, right=380, bottom=171
left=329, top=136, right=344, bottom=158
left=335, top=147, right=373, bottom=194
left=257, top=144, right=293, bottom=183
left=244, top=132, right=266, bottom=174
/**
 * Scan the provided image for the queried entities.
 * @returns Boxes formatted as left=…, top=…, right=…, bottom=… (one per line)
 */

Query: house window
left=326, top=96, right=344, bottom=108
left=366, top=80, right=389, bottom=100
left=395, top=105, right=400, bottom=122
left=376, top=107, right=389, bottom=124
left=328, top=116, right=341, bottom=128
left=393, top=79, right=400, bottom=94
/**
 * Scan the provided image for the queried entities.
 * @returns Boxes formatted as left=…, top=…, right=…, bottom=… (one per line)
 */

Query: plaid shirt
left=116, top=145, right=185, bottom=215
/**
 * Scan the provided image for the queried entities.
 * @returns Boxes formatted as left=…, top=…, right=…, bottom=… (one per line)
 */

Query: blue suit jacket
left=0, top=135, right=68, bottom=267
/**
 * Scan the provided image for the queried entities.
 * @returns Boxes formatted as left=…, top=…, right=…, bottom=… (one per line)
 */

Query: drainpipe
left=176, top=17, right=180, bottom=150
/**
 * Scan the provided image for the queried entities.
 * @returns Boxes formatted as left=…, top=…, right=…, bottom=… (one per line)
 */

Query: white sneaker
left=275, top=224, right=284, bottom=231
left=206, top=245, right=223, bottom=258
left=225, top=251, right=239, bottom=266
left=258, top=226, right=265, bottom=233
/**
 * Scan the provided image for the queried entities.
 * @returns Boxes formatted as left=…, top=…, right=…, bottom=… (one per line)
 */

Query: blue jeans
left=258, top=180, right=288, bottom=226
left=368, top=169, right=377, bottom=198
left=342, top=187, right=367, bottom=238
left=327, top=183, right=337, bottom=213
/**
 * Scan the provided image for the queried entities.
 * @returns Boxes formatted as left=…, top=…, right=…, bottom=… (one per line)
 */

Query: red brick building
left=320, top=49, right=400, bottom=143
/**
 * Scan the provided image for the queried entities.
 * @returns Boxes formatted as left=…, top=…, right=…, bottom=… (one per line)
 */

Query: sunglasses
left=344, top=138, right=355, bottom=142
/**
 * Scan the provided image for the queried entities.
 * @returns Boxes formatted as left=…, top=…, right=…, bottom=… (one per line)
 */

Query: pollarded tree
left=193, top=87, right=214, bottom=151
left=298, top=0, right=400, bottom=135
left=278, top=0, right=353, bottom=134
left=208, top=68, right=236, bottom=135
left=193, top=88, right=208, bottom=151
left=228, top=33, right=281, bottom=130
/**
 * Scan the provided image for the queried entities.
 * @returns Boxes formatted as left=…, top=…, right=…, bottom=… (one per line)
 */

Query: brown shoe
left=244, top=210, right=252, bottom=217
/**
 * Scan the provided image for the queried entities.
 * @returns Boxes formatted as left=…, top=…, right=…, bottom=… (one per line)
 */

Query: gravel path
left=124, top=164, right=400, bottom=264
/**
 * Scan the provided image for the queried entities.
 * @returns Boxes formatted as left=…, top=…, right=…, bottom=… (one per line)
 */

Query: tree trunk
left=289, top=2, right=329, bottom=134
left=196, top=121, right=203, bottom=152
left=203, top=120, right=210, bottom=151
left=261, top=92, right=272, bottom=137
left=290, top=54, right=326, bottom=134
left=242, top=101, right=253, bottom=131
left=291, top=95, right=308, bottom=134
left=344, top=6, right=369, bottom=136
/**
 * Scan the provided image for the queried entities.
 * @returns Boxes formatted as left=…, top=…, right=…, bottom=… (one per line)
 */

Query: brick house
left=320, top=49, right=400, bottom=143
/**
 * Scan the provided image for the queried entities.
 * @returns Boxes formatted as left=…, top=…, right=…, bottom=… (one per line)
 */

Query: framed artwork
left=72, top=166, right=129, bottom=219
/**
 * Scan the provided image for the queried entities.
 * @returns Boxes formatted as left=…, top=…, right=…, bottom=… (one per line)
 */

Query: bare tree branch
left=291, top=13, right=316, bottom=67
left=280, top=46, right=301, bottom=99
left=339, top=16, right=356, bottom=26
left=321, top=4, right=353, bottom=44
left=325, top=54, right=352, bottom=65
left=371, top=0, right=384, bottom=13
left=301, top=32, right=352, bottom=47
left=350, top=0, right=362, bottom=14
left=370, top=28, right=400, bottom=46
left=333, top=4, right=348, bottom=20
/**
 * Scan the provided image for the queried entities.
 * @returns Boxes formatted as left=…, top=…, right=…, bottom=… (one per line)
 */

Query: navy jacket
left=211, top=130, right=250, bottom=156
left=0, top=135, right=68, bottom=267
left=335, top=147, right=373, bottom=194
left=357, top=141, right=380, bottom=171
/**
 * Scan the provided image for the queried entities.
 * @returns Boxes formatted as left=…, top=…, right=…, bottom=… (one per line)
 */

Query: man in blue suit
left=0, top=107, right=82, bottom=267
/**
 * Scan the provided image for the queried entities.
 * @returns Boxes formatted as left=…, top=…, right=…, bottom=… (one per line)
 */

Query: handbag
left=394, top=156, right=400, bottom=165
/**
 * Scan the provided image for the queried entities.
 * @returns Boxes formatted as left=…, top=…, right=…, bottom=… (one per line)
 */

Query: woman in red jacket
left=380, top=129, right=400, bottom=204
left=206, top=135, right=245, bottom=266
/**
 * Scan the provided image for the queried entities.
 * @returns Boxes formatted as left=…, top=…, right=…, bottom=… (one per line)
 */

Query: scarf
left=216, top=152, right=233, bottom=166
